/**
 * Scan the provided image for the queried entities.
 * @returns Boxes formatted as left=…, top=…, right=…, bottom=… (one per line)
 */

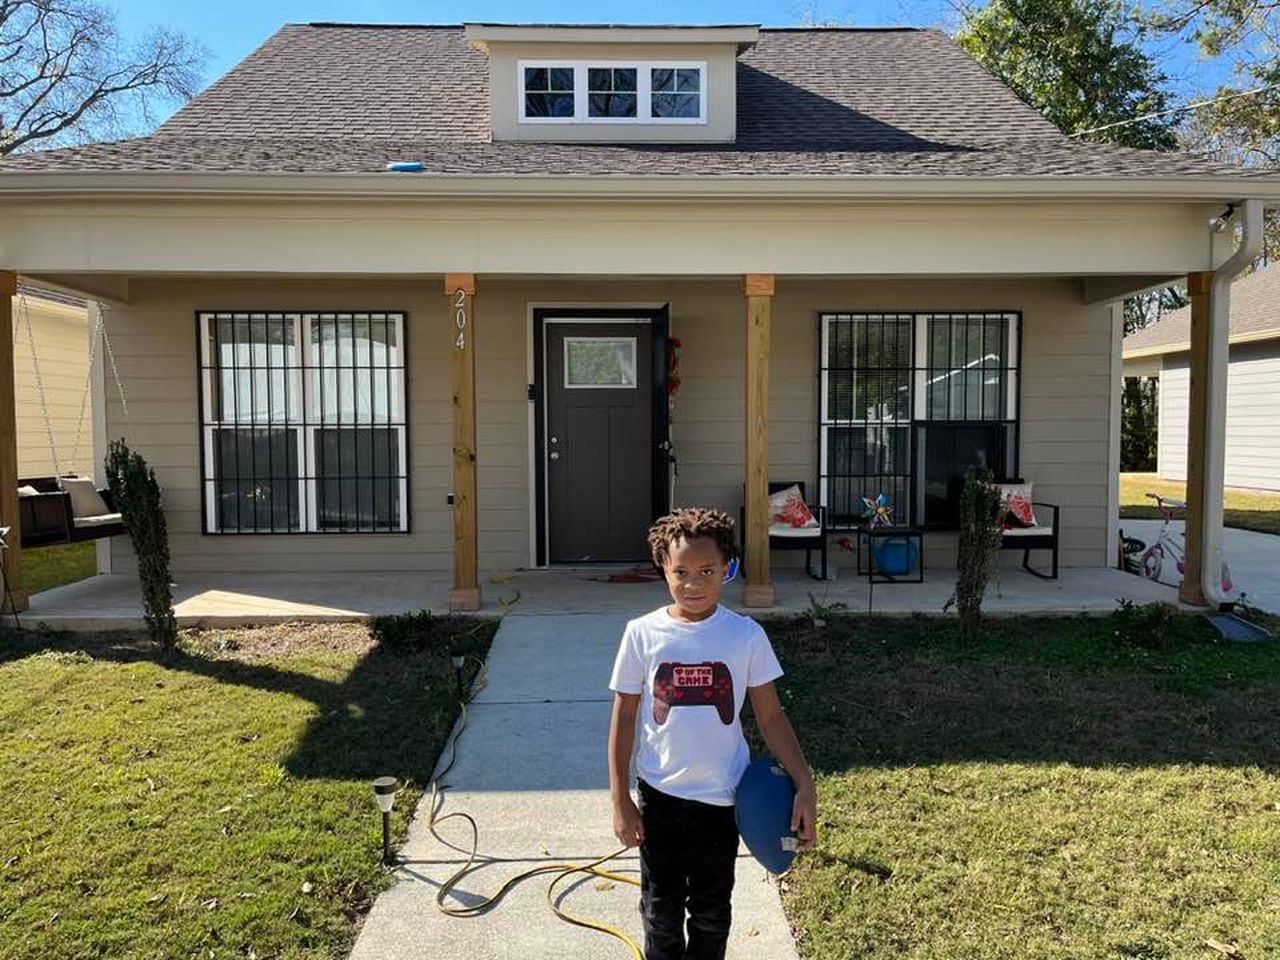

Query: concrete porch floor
left=22, top=563, right=1178, bottom=631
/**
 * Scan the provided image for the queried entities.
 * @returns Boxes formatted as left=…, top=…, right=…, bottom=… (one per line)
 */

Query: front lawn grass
left=1121, top=472, right=1280, bottom=535
left=22, top=541, right=96, bottom=595
left=0, top=616, right=496, bottom=960
left=761, top=609, right=1280, bottom=960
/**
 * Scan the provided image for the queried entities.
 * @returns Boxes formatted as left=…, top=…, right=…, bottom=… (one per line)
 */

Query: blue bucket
left=873, top=537, right=918, bottom=576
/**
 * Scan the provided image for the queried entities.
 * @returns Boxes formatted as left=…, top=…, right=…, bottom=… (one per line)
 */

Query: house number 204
left=454, top=288, right=468, bottom=350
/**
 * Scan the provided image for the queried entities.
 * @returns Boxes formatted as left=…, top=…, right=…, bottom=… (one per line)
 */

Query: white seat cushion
left=72, top=512, right=123, bottom=529
left=17, top=485, right=39, bottom=497
left=58, top=476, right=111, bottom=520
left=769, top=521, right=822, bottom=538
left=1002, top=524, right=1053, bottom=538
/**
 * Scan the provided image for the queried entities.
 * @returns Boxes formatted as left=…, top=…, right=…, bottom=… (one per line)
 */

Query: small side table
left=855, top=525, right=925, bottom=613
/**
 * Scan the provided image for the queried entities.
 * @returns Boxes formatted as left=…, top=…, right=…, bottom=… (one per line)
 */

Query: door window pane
left=565, top=337, right=637, bottom=387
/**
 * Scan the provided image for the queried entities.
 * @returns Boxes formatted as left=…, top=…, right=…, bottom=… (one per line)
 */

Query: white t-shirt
left=608, top=604, right=784, bottom=807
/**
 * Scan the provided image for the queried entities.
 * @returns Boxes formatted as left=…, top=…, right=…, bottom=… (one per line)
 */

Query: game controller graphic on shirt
left=652, top=661, right=734, bottom=725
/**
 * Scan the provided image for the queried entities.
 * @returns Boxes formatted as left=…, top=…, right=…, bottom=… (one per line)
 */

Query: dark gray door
left=545, top=321, right=652, bottom=562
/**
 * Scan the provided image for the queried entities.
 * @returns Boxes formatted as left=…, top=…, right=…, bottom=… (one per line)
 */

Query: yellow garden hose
left=421, top=655, right=645, bottom=960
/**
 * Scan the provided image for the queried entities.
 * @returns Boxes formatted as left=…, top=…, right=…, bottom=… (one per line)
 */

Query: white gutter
left=1201, top=198, right=1265, bottom=609
left=1, top=171, right=1280, bottom=203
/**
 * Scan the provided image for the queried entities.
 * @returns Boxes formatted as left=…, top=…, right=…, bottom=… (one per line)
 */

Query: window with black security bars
left=819, top=311, right=1020, bottom=529
left=198, top=312, right=408, bottom=534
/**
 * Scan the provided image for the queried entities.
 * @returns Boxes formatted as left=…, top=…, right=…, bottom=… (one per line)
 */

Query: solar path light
left=373, top=776, right=398, bottom=865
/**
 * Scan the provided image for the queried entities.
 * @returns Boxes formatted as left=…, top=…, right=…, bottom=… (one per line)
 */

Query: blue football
left=734, top=756, right=799, bottom=875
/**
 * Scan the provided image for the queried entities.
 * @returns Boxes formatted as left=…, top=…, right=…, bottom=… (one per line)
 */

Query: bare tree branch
left=0, top=0, right=205, bottom=154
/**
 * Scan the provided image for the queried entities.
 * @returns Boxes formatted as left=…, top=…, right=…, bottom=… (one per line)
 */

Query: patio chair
left=740, top=481, right=829, bottom=580
left=995, top=480, right=1059, bottom=580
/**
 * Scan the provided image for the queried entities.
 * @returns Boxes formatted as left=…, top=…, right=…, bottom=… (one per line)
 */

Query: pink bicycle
left=1139, top=493, right=1232, bottom=591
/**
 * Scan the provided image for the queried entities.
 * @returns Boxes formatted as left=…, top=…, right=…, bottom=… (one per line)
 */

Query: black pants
left=637, top=779, right=739, bottom=960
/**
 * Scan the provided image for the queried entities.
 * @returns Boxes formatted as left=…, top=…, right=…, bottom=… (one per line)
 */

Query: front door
left=543, top=318, right=655, bottom=563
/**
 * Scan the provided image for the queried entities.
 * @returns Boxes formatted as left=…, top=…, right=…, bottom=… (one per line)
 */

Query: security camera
left=1209, top=215, right=1229, bottom=233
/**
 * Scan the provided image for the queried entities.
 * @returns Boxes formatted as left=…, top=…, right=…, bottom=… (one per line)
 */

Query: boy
left=607, top=507, right=817, bottom=960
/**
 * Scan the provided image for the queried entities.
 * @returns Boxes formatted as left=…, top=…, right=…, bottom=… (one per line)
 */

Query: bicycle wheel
left=1140, top=545, right=1163, bottom=582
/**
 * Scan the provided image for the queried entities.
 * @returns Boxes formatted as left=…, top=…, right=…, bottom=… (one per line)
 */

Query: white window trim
left=517, top=59, right=707, bottom=125
left=199, top=311, right=408, bottom=534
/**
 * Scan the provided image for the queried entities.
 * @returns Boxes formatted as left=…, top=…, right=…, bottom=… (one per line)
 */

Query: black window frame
left=196, top=310, right=411, bottom=535
left=817, top=310, right=1022, bottom=531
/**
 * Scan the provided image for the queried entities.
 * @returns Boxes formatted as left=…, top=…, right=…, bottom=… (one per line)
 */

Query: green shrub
left=946, top=468, right=1004, bottom=631
left=1110, top=599, right=1183, bottom=650
left=104, top=439, right=176, bottom=648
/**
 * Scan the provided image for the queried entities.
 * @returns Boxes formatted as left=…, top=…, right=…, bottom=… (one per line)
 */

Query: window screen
left=820, top=312, right=1020, bottom=528
left=199, top=312, right=408, bottom=533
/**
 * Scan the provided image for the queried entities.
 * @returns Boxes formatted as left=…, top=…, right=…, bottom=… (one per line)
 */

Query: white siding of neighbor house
left=1157, top=341, right=1280, bottom=491
left=13, top=294, right=92, bottom=479
left=101, top=276, right=1114, bottom=577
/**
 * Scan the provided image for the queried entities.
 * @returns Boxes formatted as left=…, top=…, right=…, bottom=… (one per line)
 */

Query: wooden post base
left=743, top=584, right=775, bottom=608
left=1, top=588, right=29, bottom=614
left=448, top=588, right=482, bottom=613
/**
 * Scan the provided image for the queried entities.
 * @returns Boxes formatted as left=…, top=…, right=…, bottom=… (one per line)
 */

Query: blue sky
left=117, top=0, right=1236, bottom=128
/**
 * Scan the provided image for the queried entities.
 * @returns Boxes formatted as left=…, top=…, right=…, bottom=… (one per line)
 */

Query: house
left=12, top=284, right=92, bottom=480
left=1124, top=264, right=1280, bottom=491
left=0, top=22, right=1276, bottom=615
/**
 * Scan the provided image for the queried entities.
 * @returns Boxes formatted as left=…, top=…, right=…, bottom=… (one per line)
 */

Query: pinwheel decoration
left=862, top=493, right=894, bottom=528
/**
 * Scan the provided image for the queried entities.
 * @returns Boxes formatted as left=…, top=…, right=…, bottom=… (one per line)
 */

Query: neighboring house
left=1124, top=265, right=1280, bottom=491
left=12, top=284, right=92, bottom=480
left=0, top=22, right=1277, bottom=611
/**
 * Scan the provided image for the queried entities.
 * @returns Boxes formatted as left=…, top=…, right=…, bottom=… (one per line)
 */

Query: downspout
left=1202, top=198, right=1264, bottom=609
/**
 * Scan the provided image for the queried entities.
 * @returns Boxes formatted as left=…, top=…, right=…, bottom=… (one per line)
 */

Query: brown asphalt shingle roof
left=1124, top=264, right=1280, bottom=355
left=1, top=23, right=1272, bottom=179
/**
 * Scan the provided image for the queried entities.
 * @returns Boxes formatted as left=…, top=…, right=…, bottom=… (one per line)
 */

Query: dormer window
left=523, top=66, right=575, bottom=118
left=588, top=68, right=638, bottom=118
left=651, top=68, right=701, bottom=118
left=518, top=61, right=706, bottom=124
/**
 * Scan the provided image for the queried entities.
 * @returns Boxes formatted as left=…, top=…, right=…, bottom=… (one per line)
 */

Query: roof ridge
left=293, top=21, right=925, bottom=32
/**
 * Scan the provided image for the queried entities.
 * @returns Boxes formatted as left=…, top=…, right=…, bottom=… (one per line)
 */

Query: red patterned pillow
left=768, top=485, right=817, bottom=528
left=998, top=483, right=1037, bottom=528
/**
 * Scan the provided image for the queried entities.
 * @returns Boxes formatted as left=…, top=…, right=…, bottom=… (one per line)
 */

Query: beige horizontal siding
left=102, top=275, right=1115, bottom=577
left=13, top=295, right=91, bottom=479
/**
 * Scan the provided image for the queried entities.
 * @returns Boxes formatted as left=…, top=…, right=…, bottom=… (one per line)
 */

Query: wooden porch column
left=743, top=274, right=774, bottom=608
left=446, top=273, right=480, bottom=612
left=1180, top=270, right=1213, bottom=605
left=0, top=272, right=28, bottom=612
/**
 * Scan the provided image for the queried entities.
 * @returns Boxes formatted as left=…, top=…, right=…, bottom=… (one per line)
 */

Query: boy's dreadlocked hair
left=647, top=507, right=738, bottom=568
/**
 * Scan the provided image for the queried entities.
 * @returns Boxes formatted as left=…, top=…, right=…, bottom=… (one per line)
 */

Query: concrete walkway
left=348, top=613, right=799, bottom=960
left=1120, top=519, right=1280, bottom=614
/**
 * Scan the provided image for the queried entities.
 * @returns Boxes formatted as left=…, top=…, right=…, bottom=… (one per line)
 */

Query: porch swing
left=15, top=291, right=129, bottom=548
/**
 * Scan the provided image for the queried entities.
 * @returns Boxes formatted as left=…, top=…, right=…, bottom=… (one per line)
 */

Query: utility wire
left=1070, top=82, right=1280, bottom=137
